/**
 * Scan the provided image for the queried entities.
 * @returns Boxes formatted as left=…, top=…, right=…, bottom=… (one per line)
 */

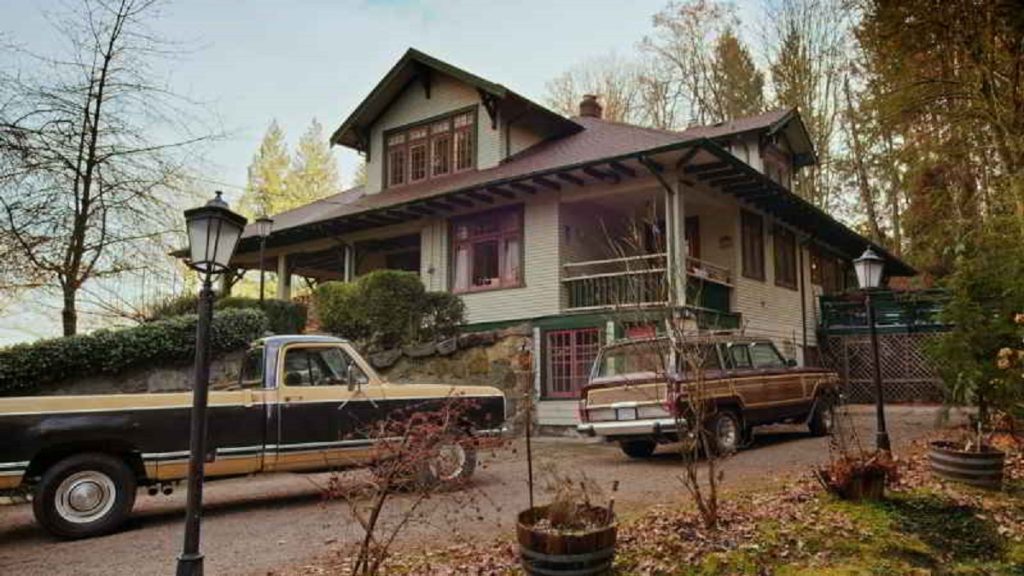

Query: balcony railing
left=562, top=253, right=733, bottom=312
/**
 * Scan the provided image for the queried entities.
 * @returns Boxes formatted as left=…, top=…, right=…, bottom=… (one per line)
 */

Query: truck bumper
left=577, top=418, right=682, bottom=439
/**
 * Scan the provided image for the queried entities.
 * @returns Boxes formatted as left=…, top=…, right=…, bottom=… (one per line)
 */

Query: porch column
left=664, top=174, right=687, bottom=307
left=342, top=244, right=354, bottom=283
left=276, top=254, right=291, bottom=300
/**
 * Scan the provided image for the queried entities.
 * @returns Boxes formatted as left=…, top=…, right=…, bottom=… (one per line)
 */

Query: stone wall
left=40, top=352, right=245, bottom=396
left=380, top=325, right=534, bottom=432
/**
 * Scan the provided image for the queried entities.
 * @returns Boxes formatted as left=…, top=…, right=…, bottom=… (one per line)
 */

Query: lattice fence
left=818, top=332, right=948, bottom=403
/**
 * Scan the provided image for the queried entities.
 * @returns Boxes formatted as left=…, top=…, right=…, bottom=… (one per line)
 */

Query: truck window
left=750, top=342, right=786, bottom=369
left=239, top=347, right=264, bottom=389
left=729, top=344, right=753, bottom=369
left=283, top=347, right=368, bottom=387
left=678, top=344, right=721, bottom=373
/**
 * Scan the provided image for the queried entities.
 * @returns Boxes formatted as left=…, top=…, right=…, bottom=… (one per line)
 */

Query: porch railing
left=561, top=254, right=733, bottom=312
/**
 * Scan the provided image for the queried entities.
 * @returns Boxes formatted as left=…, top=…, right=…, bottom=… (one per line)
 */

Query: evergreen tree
left=241, top=120, right=290, bottom=217
left=711, top=30, right=764, bottom=120
left=285, top=119, right=340, bottom=207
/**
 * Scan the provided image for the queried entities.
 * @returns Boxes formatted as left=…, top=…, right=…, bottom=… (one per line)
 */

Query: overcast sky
left=0, top=0, right=764, bottom=343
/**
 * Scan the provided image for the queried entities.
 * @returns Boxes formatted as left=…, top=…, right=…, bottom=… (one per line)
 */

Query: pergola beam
left=556, top=172, right=585, bottom=186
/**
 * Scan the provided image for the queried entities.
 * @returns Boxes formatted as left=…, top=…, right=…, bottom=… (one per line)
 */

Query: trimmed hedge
left=149, top=295, right=307, bottom=335
left=0, top=308, right=268, bottom=396
left=314, top=270, right=465, bottom=351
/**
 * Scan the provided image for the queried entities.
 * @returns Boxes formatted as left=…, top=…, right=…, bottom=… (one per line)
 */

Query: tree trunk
left=61, top=286, right=77, bottom=336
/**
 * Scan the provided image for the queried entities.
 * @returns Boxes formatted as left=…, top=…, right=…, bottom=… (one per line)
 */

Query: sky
left=0, top=0, right=762, bottom=344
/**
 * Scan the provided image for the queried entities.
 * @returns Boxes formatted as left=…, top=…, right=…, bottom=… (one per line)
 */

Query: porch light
left=255, top=215, right=274, bottom=239
left=853, top=247, right=885, bottom=290
left=184, top=191, right=247, bottom=275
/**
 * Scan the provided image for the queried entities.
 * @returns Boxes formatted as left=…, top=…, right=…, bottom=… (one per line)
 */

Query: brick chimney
left=579, top=94, right=602, bottom=119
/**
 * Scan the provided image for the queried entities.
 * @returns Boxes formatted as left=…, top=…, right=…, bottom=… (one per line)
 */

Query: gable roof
left=679, top=108, right=816, bottom=167
left=330, top=48, right=582, bottom=152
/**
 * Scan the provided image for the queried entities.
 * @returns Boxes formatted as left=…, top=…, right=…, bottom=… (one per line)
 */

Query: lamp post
left=255, top=216, right=273, bottom=305
left=178, top=191, right=246, bottom=576
left=853, top=247, right=891, bottom=453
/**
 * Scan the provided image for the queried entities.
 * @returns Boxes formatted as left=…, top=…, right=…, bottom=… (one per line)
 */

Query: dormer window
left=384, top=108, right=476, bottom=188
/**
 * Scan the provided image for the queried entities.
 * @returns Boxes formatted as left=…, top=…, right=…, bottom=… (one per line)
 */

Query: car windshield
left=750, top=342, right=786, bottom=368
left=594, top=341, right=670, bottom=378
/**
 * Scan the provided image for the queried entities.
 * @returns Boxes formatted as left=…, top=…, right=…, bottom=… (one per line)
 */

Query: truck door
left=748, top=341, right=805, bottom=418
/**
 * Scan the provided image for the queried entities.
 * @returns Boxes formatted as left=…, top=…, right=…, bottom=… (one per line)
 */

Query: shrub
left=314, top=281, right=368, bottom=341
left=0, top=308, right=267, bottom=396
left=217, top=297, right=308, bottom=334
left=314, top=271, right=466, bottom=351
left=148, top=294, right=306, bottom=335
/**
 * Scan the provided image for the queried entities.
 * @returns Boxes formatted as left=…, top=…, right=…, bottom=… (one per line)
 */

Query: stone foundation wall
left=39, top=352, right=245, bottom=396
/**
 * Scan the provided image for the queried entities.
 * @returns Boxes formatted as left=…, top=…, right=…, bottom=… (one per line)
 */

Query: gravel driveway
left=0, top=405, right=957, bottom=575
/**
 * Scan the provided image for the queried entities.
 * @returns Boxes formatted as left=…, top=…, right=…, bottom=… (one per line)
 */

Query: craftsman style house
left=228, top=49, right=913, bottom=426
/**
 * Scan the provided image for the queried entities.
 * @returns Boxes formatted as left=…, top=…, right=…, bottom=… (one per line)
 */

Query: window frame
left=773, top=225, right=798, bottom=290
left=382, top=106, right=477, bottom=190
left=740, top=210, right=765, bottom=281
left=449, top=204, right=524, bottom=294
left=546, top=327, right=603, bottom=399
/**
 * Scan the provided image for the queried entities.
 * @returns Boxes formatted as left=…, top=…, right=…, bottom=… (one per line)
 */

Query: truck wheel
left=424, top=439, right=477, bottom=487
left=706, top=411, right=742, bottom=455
left=619, top=440, right=657, bottom=459
left=33, top=453, right=137, bottom=539
left=808, top=396, right=836, bottom=437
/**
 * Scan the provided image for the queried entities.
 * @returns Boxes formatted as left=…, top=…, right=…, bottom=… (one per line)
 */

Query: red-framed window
left=451, top=205, right=522, bottom=293
left=545, top=328, right=602, bottom=399
left=384, top=109, right=475, bottom=189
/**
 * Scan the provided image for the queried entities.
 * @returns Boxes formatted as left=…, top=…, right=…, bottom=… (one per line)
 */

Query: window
left=238, top=347, right=264, bottom=389
left=811, top=246, right=845, bottom=294
left=546, top=328, right=602, bottom=398
left=678, top=344, right=722, bottom=373
left=451, top=206, right=522, bottom=292
left=386, top=134, right=406, bottom=187
left=384, top=109, right=475, bottom=189
left=729, top=344, right=753, bottom=369
left=596, top=340, right=670, bottom=378
left=741, top=210, right=765, bottom=281
left=773, top=226, right=797, bottom=289
left=282, top=347, right=367, bottom=387
left=750, top=342, right=786, bottom=369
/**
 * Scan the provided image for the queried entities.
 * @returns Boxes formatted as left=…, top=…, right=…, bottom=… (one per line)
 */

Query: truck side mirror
left=786, top=358, right=797, bottom=367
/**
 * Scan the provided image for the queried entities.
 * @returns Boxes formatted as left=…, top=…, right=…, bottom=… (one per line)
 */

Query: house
left=227, top=48, right=914, bottom=426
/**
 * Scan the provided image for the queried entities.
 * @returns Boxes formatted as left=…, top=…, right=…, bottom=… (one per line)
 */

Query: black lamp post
left=177, top=191, right=246, bottom=576
left=853, top=247, right=891, bottom=453
left=255, top=216, right=273, bottom=305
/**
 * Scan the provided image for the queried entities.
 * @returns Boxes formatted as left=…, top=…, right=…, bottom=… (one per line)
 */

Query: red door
left=545, top=328, right=602, bottom=399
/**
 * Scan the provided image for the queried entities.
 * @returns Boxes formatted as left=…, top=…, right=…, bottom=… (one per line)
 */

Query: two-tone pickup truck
left=577, top=335, right=839, bottom=458
left=0, top=335, right=506, bottom=539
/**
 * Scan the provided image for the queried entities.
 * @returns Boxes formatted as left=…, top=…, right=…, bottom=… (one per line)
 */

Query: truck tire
left=424, top=439, right=477, bottom=487
left=705, top=411, right=742, bottom=455
left=33, top=453, right=137, bottom=539
left=619, top=440, right=657, bottom=459
left=808, top=396, right=836, bottom=437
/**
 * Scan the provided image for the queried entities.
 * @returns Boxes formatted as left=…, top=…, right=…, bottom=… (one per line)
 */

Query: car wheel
left=619, top=440, right=657, bottom=459
left=706, top=411, right=742, bottom=455
left=33, top=453, right=137, bottom=539
left=808, top=396, right=836, bottom=437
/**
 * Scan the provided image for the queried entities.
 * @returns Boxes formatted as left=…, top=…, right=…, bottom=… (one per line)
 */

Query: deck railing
left=562, top=253, right=733, bottom=312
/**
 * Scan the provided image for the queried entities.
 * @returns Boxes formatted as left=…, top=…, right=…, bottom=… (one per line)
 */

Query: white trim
left=0, top=461, right=30, bottom=471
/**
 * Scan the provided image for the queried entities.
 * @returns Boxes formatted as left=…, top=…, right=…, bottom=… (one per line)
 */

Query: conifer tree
left=285, top=119, right=340, bottom=207
left=241, top=120, right=290, bottom=217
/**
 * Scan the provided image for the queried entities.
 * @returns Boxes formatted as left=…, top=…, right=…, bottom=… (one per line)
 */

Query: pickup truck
left=576, top=335, right=839, bottom=458
left=0, top=335, right=506, bottom=539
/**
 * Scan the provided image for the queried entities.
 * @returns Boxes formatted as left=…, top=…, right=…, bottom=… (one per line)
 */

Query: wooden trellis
left=818, top=332, right=948, bottom=403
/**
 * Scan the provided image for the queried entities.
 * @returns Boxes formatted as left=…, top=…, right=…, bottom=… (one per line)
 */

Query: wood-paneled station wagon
left=576, top=335, right=839, bottom=458
left=0, top=335, right=506, bottom=539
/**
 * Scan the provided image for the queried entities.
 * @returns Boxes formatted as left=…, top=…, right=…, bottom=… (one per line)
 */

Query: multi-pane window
left=386, top=134, right=406, bottom=187
left=741, top=210, right=765, bottom=281
left=773, top=226, right=797, bottom=289
left=408, top=127, right=428, bottom=182
left=546, top=328, right=602, bottom=399
left=451, top=206, right=522, bottom=293
left=384, top=109, right=475, bottom=188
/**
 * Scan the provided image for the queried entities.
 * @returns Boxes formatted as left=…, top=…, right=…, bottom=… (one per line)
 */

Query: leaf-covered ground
left=292, top=438, right=1024, bottom=575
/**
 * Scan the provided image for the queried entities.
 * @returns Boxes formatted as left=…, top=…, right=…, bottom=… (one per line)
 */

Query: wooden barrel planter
left=837, top=468, right=887, bottom=501
left=928, top=440, right=1006, bottom=489
left=517, top=505, right=616, bottom=576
